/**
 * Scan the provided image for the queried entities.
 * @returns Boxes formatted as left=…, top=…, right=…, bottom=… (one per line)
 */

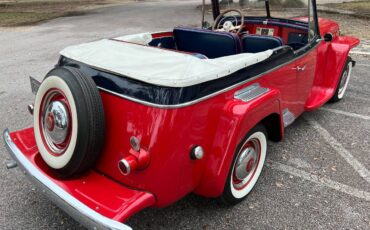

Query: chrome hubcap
left=41, top=94, right=71, bottom=155
left=233, top=139, right=260, bottom=189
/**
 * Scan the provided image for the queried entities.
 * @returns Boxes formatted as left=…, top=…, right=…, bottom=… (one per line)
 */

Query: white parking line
left=267, top=160, right=370, bottom=202
left=347, top=93, right=370, bottom=103
left=320, top=108, right=370, bottom=120
left=356, top=63, right=370, bottom=67
left=304, top=116, right=370, bottom=184
left=349, top=51, right=370, bottom=56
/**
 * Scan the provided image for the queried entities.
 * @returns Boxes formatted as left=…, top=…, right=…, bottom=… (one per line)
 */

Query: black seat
left=241, top=35, right=283, bottom=53
left=173, top=27, right=241, bottom=59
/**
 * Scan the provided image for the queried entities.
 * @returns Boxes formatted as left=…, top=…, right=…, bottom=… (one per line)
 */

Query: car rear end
left=3, top=58, right=220, bottom=229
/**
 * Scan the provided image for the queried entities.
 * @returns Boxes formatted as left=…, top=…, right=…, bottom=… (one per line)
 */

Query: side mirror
left=324, top=33, right=333, bottom=42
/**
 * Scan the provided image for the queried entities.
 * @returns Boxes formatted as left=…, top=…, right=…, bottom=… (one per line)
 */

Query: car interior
left=148, top=15, right=309, bottom=59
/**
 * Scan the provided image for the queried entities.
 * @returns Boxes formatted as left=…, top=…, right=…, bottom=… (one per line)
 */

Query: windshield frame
left=211, top=0, right=319, bottom=24
left=211, top=0, right=270, bottom=19
left=210, top=0, right=321, bottom=39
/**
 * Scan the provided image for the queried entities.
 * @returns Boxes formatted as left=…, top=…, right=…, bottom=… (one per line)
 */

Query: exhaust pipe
left=118, top=156, right=138, bottom=176
left=118, top=148, right=150, bottom=176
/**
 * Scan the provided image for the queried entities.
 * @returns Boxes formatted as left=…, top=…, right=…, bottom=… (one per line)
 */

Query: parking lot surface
left=0, top=1, right=369, bottom=229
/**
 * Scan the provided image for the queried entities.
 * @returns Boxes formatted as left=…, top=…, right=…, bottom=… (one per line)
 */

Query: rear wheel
left=220, top=124, right=267, bottom=205
left=33, top=67, right=105, bottom=178
left=330, top=57, right=353, bottom=102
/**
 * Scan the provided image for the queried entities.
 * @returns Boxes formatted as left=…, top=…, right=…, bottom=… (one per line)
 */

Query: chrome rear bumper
left=3, top=129, right=131, bottom=230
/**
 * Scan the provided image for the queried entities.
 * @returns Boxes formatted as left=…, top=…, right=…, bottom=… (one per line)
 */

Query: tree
left=239, top=0, right=249, bottom=7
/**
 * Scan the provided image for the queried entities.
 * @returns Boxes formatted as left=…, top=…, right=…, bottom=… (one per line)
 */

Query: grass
left=0, top=12, right=62, bottom=26
left=0, top=0, right=128, bottom=27
left=325, top=0, right=370, bottom=16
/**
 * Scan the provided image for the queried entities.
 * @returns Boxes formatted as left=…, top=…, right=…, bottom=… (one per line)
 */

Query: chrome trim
left=42, top=101, right=70, bottom=151
left=282, top=109, right=296, bottom=127
left=95, top=41, right=320, bottom=109
left=234, top=141, right=258, bottom=183
left=324, top=32, right=333, bottom=42
left=234, top=83, right=270, bottom=102
left=191, top=146, right=204, bottom=160
left=118, top=159, right=131, bottom=176
left=292, top=64, right=307, bottom=72
left=293, top=35, right=321, bottom=55
left=129, top=136, right=140, bottom=152
left=3, top=129, right=132, bottom=230
left=232, top=138, right=260, bottom=189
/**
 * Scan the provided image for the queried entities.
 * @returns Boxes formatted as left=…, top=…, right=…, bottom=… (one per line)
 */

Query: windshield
left=217, top=0, right=310, bottom=20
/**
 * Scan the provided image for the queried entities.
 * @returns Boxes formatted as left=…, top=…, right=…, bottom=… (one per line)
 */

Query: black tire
left=34, top=67, right=105, bottom=178
left=220, top=124, right=267, bottom=205
left=330, top=57, right=353, bottom=103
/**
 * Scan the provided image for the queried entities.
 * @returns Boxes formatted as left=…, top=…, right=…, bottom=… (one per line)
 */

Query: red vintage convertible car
left=4, top=0, right=359, bottom=229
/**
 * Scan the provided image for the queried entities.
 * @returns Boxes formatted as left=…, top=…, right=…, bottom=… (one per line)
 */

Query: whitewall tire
left=34, top=76, right=78, bottom=169
left=221, top=124, right=267, bottom=204
left=33, top=67, right=105, bottom=178
left=330, top=57, right=353, bottom=102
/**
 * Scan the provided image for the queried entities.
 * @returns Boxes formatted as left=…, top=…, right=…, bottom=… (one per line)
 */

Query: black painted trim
left=57, top=46, right=295, bottom=106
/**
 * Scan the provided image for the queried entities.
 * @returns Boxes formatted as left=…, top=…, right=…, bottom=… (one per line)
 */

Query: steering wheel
left=212, top=9, right=245, bottom=35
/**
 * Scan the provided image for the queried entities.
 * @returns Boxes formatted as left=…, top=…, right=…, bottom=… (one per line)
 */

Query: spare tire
left=33, top=67, right=105, bottom=178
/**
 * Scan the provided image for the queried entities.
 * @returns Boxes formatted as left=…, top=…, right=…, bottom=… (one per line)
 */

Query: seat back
left=173, top=27, right=241, bottom=59
left=241, top=35, right=283, bottom=53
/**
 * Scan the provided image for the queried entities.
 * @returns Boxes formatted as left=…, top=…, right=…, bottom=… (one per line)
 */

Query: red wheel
left=221, top=124, right=267, bottom=204
left=34, top=67, right=104, bottom=178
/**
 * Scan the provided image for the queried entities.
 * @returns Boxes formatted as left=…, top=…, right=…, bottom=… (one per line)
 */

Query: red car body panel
left=9, top=128, right=156, bottom=222
left=303, top=18, right=360, bottom=111
left=96, top=87, right=282, bottom=206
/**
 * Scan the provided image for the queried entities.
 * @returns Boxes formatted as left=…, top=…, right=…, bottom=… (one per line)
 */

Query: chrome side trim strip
left=96, top=42, right=320, bottom=109
left=234, top=83, right=269, bottom=102
left=3, top=129, right=131, bottom=230
left=282, top=109, right=296, bottom=127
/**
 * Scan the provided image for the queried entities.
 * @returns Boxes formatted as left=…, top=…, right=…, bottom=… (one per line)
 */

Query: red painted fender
left=194, top=88, right=282, bottom=197
left=305, top=36, right=360, bottom=110
left=325, top=36, right=359, bottom=87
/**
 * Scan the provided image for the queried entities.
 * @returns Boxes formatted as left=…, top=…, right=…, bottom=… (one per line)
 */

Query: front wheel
left=330, top=57, right=353, bottom=102
left=220, top=124, right=267, bottom=205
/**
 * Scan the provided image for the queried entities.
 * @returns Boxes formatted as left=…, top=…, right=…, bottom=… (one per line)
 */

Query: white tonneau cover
left=60, top=38, right=273, bottom=87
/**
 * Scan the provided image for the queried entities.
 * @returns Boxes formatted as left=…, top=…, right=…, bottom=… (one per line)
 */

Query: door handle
left=292, top=64, right=306, bottom=72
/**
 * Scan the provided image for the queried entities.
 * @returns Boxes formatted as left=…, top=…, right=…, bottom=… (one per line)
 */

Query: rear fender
left=194, top=88, right=282, bottom=197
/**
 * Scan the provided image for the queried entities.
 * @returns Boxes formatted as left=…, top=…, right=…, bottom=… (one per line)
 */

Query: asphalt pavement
left=0, top=1, right=369, bottom=229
